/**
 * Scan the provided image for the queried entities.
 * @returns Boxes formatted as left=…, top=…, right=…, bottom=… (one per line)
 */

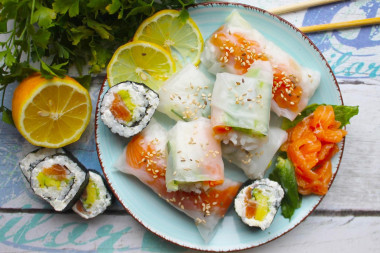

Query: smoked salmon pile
left=284, top=105, right=347, bottom=195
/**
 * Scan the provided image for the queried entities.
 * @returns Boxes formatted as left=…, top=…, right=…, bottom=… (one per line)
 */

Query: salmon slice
left=110, top=93, right=132, bottom=122
left=210, top=27, right=267, bottom=75
left=272, top=69, right=303, bottom=112
left=213, top=125, right=232, bottom=135
left=42, top=164, right=68, bottom=180
left=126, top=133, right=166, bottom=182
left=285, top=105, right=346, bottom=195
left=310, top=105, right=347, bottom=143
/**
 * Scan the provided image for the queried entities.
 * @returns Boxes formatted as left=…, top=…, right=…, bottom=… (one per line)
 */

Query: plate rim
left=95, top=2, right=345, bottom=251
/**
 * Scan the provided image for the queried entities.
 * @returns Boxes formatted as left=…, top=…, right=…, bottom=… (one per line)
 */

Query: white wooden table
left=0, top=0, right=379, bottom=252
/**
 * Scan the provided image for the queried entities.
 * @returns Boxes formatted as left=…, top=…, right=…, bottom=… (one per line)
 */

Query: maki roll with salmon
left=72, top=170, right=113, bottom=219
left=235, top=179, right=284, bottom=230
left=100, top=81, right=159, bottom=138
left=19, top=147, right=66, bottom=182
left=30, top=154, right=89, bottom=212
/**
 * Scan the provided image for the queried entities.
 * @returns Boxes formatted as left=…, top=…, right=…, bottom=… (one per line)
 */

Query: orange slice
left=12, top=73, right=92, bottom=148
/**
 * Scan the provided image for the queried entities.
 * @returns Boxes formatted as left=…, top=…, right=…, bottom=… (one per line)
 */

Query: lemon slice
left=133, top=9, right=203, bottom=69
left=107, top=41, right=175, bottom=90
left=12, top=74, right=92, bottom=148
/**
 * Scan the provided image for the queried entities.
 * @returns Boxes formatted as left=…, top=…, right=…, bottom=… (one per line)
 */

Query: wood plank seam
left=1, top=208, right=380, bottom=216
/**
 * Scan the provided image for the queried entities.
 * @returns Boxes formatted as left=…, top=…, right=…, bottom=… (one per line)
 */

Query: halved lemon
left=133, top=9, right=203, bottom=69
left=107, top=41, right=175, bottom=90
left=12, top=74, right=92, bottom=148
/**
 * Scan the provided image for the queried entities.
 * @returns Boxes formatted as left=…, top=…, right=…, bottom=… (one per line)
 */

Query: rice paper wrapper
left=201, top=10, right=268, bottom=75
left=211, top=60, right=272, bottom=139
left=166, top=117, right=224, bottom=192
left=270, top=67, right=320, bottom=121
left=157, top=64, right=213, bottom=121
left=202, top=10, right=320, bottom=121
left=114, top=119, right=241, bottom=242
left=223, top=126, right=288, bottom=179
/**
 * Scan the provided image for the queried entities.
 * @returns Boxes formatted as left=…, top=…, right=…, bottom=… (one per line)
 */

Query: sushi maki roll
left=30, top=154, right=89, bottom=212
left=72, top=170, right=113, bottom=219
left=19, top=148, right=66, bottom=182
left=100, top=81, right=159, bottom=138
left=235, top=178, right=284, bottom=230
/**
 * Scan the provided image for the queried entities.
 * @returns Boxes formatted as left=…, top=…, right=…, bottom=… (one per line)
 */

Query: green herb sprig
left=281, top=104, right=359, bottom=130
left=0, top=0, right=194, bottom=125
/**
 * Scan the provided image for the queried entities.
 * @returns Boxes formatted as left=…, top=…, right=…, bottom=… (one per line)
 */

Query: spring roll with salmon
left=211, top=60, right=273, bottom=151
left=114, top=119, right=241, bottom=242
left=166, top=117, right=224, bottom=193
left=202, top=10, right=320, bottom=121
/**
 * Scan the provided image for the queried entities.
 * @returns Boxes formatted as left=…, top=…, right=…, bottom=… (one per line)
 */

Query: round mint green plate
left=95, top=2, right=343, bottom=251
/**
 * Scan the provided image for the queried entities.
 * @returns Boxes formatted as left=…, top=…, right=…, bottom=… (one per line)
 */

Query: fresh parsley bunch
left=0, top=0, right=194, bottom=125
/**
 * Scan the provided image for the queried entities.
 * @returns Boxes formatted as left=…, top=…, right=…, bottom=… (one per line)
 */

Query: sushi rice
left=30, top=154, right=89, bottom=212
left=19, top=148, right=66, bottom=182
left=72, top=170, right=113, bottom=219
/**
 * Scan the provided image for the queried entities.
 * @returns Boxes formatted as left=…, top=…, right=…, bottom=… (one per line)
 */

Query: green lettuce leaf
left=282, top=104, right=359, bottom=130
left=269, top=156, right=301, bottom=219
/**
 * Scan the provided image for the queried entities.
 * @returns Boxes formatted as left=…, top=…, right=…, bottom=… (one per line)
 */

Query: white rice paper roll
left=202, top=10, right=320, bottom=121
left=157, top=64, right=213, bottom=121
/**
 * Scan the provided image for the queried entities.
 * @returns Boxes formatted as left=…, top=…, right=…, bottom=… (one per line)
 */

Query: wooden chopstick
left=299, top=17, right=380, bottom=33
left=268, top=1, right=380, bottom=33
left=269, top=0, right=343, bottom=15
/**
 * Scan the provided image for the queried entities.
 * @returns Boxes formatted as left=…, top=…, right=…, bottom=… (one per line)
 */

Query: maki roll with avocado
left=72, top=170, right=113, bottom=219
left=100, top=81, right=159, bottom=138
left=235, top=178, right=284, bottom=230
left=19, top=148, right=66, bottom=182
left=30, top=154, right=89, bottom=212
